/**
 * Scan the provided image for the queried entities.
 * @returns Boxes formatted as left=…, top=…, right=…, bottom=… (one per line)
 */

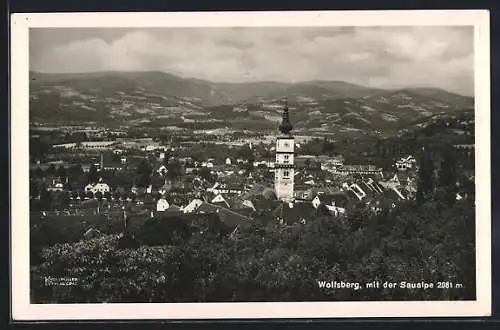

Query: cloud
left=30, top=26, right=474, bottom=95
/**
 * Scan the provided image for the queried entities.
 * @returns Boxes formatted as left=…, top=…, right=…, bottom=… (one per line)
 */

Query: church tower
left=274, top=99, right=295, bottom=202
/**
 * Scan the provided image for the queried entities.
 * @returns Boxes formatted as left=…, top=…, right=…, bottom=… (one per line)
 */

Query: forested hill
left=30, top=71, right=473, bottom=134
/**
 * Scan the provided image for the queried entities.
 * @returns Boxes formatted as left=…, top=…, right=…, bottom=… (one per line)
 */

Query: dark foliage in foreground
left=31, top=194, right=475, bottom=303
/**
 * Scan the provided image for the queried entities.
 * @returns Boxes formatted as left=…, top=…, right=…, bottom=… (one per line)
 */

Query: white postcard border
left=11, top=10, right=491, bottom=320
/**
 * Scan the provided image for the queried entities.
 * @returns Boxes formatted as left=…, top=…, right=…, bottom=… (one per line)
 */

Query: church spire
left=279, top=98, right=293, bottom=135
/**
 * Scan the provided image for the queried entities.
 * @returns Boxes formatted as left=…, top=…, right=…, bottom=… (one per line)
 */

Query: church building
left=274, top=100, right=295, bottom=202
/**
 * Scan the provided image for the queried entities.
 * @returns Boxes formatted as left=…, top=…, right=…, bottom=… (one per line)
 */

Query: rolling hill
left=29, top=71, right=474, bottom=134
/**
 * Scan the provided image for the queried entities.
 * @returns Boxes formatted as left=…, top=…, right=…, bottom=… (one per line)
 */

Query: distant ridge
left=29, top=70, right=471, bottom=97
left=29, top=70, right=474, bottom=133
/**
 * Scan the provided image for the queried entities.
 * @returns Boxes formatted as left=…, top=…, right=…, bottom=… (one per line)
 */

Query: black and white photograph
left=11, top=10, right=491, bottom=320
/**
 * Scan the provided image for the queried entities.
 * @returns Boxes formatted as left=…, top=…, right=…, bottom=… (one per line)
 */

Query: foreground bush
left=31, top=197, right=475, bottom=303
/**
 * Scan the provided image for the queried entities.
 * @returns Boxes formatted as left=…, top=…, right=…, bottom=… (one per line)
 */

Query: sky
left=30, top=26, right=474, bottom=96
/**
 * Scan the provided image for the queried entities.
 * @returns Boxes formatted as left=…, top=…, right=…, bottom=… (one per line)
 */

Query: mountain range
left=29, top=71, right=474, bottom=135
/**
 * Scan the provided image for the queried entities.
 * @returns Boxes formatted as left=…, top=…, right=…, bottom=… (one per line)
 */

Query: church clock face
left=284, top=142, right=289, bottom=148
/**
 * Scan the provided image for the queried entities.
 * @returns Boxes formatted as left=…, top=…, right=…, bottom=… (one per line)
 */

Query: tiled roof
left=317, top=193, right=349, bottom=208
left=273, top=202, right=317, bottom=225
left=383, top=187, right=407, bottom=201
left=212, top=200, right=231, bottom=208
left=215, top=207, right=253, bottom=229
left=252, top=197, right=281, bottom=214
left=195, top=202, right=252, bottom=229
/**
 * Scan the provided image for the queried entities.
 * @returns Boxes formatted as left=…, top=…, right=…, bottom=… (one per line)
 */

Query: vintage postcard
left=11, top=10, right=491, bottom=320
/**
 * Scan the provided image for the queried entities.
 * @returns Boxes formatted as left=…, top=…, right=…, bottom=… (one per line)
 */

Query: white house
left=47, top=181, right=64, bottom=192
left=225, top=157, right=232, bottom=165
left=183, top=198, right=204, bottom=213
left=84, top=181, right=111, bottom=194
left=156, top=197, right=170, bottom=211
left=157, top=165, right=167, bottom=176
left=395, top=155, right=417, bottom=171
left=311, top=196, right=322, bottom=209
left=201, top=161, right=214, bottom=168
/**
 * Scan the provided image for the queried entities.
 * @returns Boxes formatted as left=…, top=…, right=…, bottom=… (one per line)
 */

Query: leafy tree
left=438, top=149, right=458, bottom=206
left=69, top=164, right=84, bottom=179
left=198, top=168, right=215, bottom=183
left=416, top=152, right=435, bottom=205
left=30, top=181, right=40, bottom=198
left=31, top=189, right=475, bottom=303
left=237, top=145, right=254, bottom=161
left=137, top=160, right=153, bottom=187
left=57, top=165, right=67, bottom=182
left=39, top=190, right=52, bottom=211
left=95, top=191, right=103, bottom=201
left=88, top=165, right=99, bottom=184
left=29, top=137, right=51, bottom=161
left=46, top=164, right=56, bottom=176
left=322, top=138, right=336, bottom=154
left=33, top=167, right=44, bottom=178
left=166, top=159, right=182, bottom=181
left=137, top=216, right=192, bottom=246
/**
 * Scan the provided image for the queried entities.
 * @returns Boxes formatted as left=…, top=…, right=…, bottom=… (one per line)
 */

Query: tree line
left=31, top=191, right=475, bottom=303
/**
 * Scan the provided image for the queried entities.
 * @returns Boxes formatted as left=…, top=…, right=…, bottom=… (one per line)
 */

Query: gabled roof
left=361, top=180, right=375, bottom=192
left=195, top=202, right=252, bottom=229
left=371, top=181, right=385, bottom=193
left=230, top=208, right=255, bottom=217
left=240, top=183, right=273, bottom=198
left=344, top=188, right=362, bottom=201
left=273, top=202, right=317, bottom=225
left=164, top=204, right=183, bottom=214
left=83, top=227, right=102, bottom=239
left=383, top=187, right=407, bottom=201
left=212, top=200, right=231, bottom=208
left=197, top=202, right=219, bottom=214
left=251, top=196, right=281, bottom=213
left=392, top=187, right=407, bottom=200
left=227, top=196, right=255, bottom=210
left=215, top=207, right=253, bottom=229
left=316, top=193, right=349, bottom=208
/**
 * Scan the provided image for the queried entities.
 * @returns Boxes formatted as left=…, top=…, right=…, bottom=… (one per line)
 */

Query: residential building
left=156, top=197, right=170, bottom=212
left=395, top=155, right=417, bottom=171
left=334, top=164, right=383, bottom=176
left=84, top=180, right=111, bottom=194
